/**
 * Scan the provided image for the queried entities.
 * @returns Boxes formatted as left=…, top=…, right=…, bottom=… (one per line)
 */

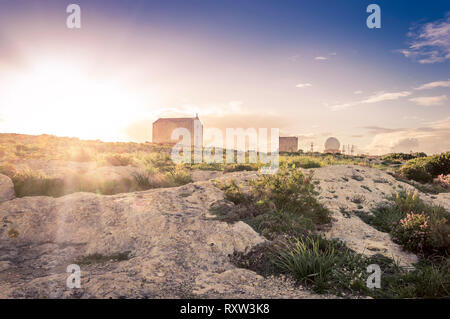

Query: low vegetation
left=359, top=190, right=450, bottom=258
left=4, top=133, right=448, bottom=199
left=212, top=169, right=331, bottom=240
left=355, top=191, right=449, bottom=298
left=399, top=152, right=450, bottom=184
left=76, top=251, right=131, bottom=265
left=216, top=170, right=449, bottom=298
left=2, top=133, right=449, bottom=298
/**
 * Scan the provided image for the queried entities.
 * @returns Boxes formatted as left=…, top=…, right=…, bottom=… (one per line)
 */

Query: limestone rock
left=0, top=174, right=15, bottom=203
left=0, top=178, right=314, bottom=299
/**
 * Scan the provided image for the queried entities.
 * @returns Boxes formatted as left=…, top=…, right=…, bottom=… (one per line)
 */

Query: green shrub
left=281, top=157, right=322, bottom=169
left=400, top=162, right=432, bottom=183
left=141, top=153, right=175, bottom=172
left=374, top=257, right=450, bottom=298
left=105, top=154, right=134, bottom=166
left=427, top=153, right=450, bottom=177
left=223, top=163, right=258, bottom=172
left=132, top=170, right=155, bottom=189
left=246, top=211, right=315, bottom=240
left=362, top=191, right=450, bottom=257
left=12, top=170, right=65, bottom=197
left=382, top=153, right=427, bottom=161
left=433, top=174, right=450, bottom=189
left=400, top=152, right=450, bottom=183
left=250, top=169, right=330, bottom=225
left=76, top=251, right=131, bottom=265
left=213, top=179, right=250, bottom=205
left=391, top=212, right=431, bottom=253
left=272, top=236, right=369, bottom=294
left=165, top=167, right=193, bottom=186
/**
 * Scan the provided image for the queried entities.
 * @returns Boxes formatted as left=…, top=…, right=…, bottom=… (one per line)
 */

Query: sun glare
left=1, top=60, right=150, bottom=141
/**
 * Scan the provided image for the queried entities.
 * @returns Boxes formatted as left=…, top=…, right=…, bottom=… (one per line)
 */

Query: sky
left=0, top=0, right=449, bottom=154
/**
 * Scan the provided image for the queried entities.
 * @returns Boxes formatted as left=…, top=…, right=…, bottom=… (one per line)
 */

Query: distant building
left=324, top=137, right=341, bottom=154
left=152, top=115, right=203, bottom=147
left=279, top=137, right=298, bottom=152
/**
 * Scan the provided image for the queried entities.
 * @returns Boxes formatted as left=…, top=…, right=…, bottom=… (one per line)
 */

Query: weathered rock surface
left=0, top=174, right=15, bottom=203
left=303, top=165, right=420, bottom=267
left=219, top=166, right=422, bottom=267
left=0, top=174, right=320, bottom=299
left=1, top=165, right=447, bottom=298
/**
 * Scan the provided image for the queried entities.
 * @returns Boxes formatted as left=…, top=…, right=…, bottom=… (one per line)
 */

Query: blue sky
left=0, top=0, right=449, bottom=154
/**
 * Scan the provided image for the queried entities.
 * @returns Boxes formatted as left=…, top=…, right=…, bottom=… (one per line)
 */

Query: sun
left=0, top=59, right=150, bottom=141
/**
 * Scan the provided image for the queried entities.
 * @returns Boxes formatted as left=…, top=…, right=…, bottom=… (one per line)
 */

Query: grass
left=374, top=257, right=450, bottom=298
left=11, top=166, right=194, bottom=197
left=279, top=154, right=372, bottom=170
left=104, top=154, right=134, bottom=166
left=12, top=170, right=65, bottom=197
left=351, top=194, right=365, bottom=205
left=272, top=236, right=371, bottom=295
left=395, top=176, right=449, bottom=194
left=234, top=232, right=450, bottom=298
left=358, top=190, right=450, bottom=257
left=2, top=132, right=411, bottom=199
left=218, top=169, right=449, bottom=298
left=76, top=251, right=131, bottom=265
left=246, top=211, right=315, bottom=240
left=2, top=133, right=449, bottom=298
left=211, top=169, right=331, bottom=236
left=399, top=152, right=450, bottom=183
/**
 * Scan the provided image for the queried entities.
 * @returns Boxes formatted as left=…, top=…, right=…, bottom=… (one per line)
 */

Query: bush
left=400, top=152, right=450, bottom=183
left=76, top=251, right=130, bottom=265
left=12, top=170, right=65, bottom=197
left=400, top=158, right=433, bottom=183
left=213, top=179, right=250, bottom=205
left=376, top=257, right=450, bottom=298
left=250, top=169, right=330, bottom=225
left=383, top=152, right=427, bottom=161
left=223, top=163, right=258, bottom=173
left=281, top=157, right=322, bottom=169
left=391, top=212, right=431, bottom=253
left=211, top=169, right=331, bottom=243
left=433, top=174, right=450, bottom=189
left=246, top=211, right=315, bottom=240
left=105, top=154, right=134, bottom=166
left=427, top=153, right=450, bottom=177
left=272, top=236, right=369, bottom=294
left=362, top=191, right=450, bottom=257
left=165, top=167, right=193, bottom=186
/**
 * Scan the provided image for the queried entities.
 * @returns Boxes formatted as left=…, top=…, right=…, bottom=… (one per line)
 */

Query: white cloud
left=362, top=91, right=412, bottom=104
left=414, top=79, right=450, bottom=90
left=353, top=90, right=363, bottom=95
left=314, top=56, right=328, bottom=61
left=399, top=14, right=450, bottom=64
left=296, top=83, right=312, bottom=88
left=363, top=117, right=450, bottom=155
left=330, top=91, right=412, bottom=111
left=409, top=95, right=448, bottom=106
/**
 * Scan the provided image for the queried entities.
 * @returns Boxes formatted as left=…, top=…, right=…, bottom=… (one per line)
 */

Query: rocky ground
left=0, top=165, right=448, bottom=298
